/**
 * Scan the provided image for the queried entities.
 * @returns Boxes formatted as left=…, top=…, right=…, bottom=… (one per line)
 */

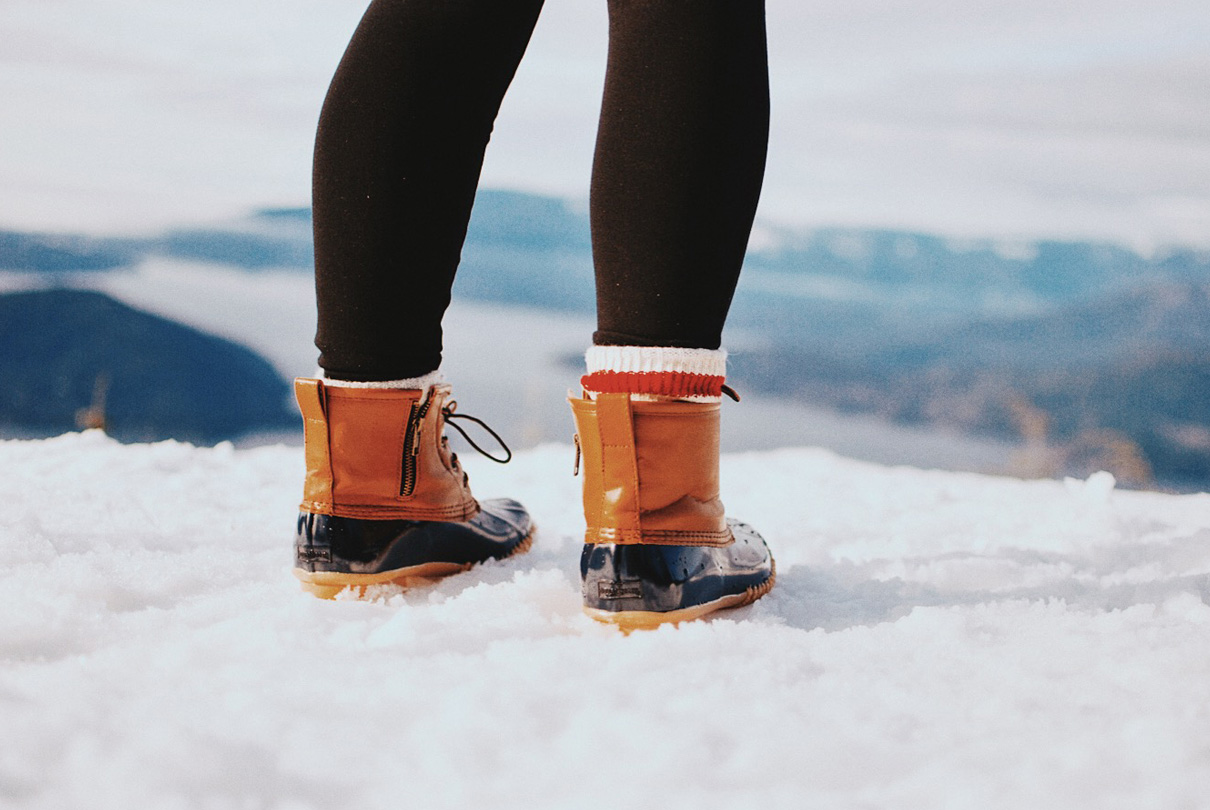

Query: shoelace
left=442, top=401, right=513, bottom=464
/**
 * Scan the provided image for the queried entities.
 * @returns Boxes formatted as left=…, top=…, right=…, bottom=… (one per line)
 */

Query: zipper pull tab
left=573, top=434, right=581, bottom=476
left=409, top=410, right=423, bottom=456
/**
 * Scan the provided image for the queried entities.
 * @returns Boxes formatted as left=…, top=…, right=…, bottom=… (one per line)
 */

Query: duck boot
left=293, top=378, right=533, bottom=598
left=570, top=392, right=775, bottom=629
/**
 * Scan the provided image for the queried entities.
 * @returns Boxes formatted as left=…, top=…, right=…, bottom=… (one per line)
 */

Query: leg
left=574, top=0, right=775, bottom=628
left=296, top=0, right=544, bottom=597
left=590, top=0, right=770, bottom=350
left=312, top=0, right=545, bottom=381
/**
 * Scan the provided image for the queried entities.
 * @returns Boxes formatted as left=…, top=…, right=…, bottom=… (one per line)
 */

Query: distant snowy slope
left=3, top=433, right=1209, bottom=808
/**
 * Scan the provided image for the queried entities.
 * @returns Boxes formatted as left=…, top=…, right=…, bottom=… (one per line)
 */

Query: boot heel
left=583, top=562, right=776, bottom=631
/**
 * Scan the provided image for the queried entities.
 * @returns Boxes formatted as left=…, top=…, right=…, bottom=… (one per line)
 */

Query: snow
left=4, top=432, right=1209, bottom=808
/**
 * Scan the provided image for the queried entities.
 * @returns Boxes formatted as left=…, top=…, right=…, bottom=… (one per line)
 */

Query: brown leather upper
left=569, top=392, right=732, bottom=546
left=296, top=379, right=479, bottom=521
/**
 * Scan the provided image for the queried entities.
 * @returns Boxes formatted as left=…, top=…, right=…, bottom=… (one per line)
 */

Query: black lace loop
left=442, top=404, right=513, bottom=464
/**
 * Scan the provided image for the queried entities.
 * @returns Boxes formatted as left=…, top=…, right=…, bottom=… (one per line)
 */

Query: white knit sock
left=319, top=368, right=445, bottom=391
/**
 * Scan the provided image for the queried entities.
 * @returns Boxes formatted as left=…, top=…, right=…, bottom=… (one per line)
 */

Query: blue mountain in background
left=0, top=289, right=295, bottom=443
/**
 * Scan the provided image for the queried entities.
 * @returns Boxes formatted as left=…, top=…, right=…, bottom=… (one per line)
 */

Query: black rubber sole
left=295, top=526, right=534, bottom=599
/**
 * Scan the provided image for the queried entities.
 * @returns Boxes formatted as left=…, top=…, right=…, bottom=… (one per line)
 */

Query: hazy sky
left=2, top=0, right=1208, bottom=247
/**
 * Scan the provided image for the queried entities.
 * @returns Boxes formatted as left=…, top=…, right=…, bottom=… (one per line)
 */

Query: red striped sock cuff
left=582, top=346, right=727, bottom=399
left=580, top=370, right=726, bottom=398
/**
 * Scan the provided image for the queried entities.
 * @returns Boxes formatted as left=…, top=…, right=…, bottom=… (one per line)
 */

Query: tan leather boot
left=570, top=392, right=774, bottom=629
left=293, top=378, right=532, bottom=598
left=296, top=379, right=479, bottom=521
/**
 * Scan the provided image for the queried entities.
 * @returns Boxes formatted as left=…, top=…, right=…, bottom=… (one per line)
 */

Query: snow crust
left=3, top=433, right=1209, bottom=807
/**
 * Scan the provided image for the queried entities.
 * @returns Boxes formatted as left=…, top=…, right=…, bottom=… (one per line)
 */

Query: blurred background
left=1, top=0, right=1208, bottom=491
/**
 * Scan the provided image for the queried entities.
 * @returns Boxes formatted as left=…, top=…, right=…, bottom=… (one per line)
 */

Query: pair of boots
left=292, top=378, right=775, bottom=630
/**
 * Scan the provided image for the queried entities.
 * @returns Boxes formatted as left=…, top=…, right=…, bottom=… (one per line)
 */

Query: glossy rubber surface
left=294, top=497, right=532, bottom=597
left=580, top=519, right=774, bottom=627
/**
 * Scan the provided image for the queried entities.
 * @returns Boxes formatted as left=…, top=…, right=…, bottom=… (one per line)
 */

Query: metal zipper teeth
left=399, top=398, right=430, bottom=497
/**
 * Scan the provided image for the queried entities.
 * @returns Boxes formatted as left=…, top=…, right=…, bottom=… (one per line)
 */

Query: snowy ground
left=3, top=433, right=1209, bottom=808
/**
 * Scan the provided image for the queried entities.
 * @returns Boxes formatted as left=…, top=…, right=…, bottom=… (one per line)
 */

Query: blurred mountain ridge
left=1, top=190, right=1207, bottom=487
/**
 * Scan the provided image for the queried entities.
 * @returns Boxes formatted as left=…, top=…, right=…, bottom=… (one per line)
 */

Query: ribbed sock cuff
left=319, top=369, right=444, bottom=391
left=582, top=346, right=727, bottom=401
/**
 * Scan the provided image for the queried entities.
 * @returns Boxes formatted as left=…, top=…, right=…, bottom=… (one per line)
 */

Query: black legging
left=313, top=0, right=769, bottom=381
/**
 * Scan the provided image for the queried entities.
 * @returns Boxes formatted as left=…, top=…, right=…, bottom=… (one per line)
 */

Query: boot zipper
left=400, top=398, right=431, bottom=496
left=573, top=433, right=581, bottom=476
